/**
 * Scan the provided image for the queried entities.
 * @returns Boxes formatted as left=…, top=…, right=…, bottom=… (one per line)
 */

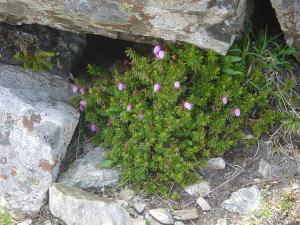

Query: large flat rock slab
left=0, top=64, right=79, bottom=219
left=0, top=0, right=250, bottom=55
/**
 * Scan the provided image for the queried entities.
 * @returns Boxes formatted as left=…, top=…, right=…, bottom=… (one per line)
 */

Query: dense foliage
left=72, top=31, right=298, bottom=194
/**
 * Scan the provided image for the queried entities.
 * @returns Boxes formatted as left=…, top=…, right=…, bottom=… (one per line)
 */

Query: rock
left=0, top=0, right=251, bottom=55
left=149, top=208, right=173, bottom=225
left=207, top=157, right=226, bottom=170
left=131, top=218, right=147, bottom=225
left=196, top=197, right=212, bottom=211
left=127, top=208, right=138, bottom=218
left=49, top=183, right=132, bottom=225
left=144, top=212, right=162, bottom=225
left=184, top=181, right=210, bottom=197
left=258, top=159, right=272, bottom=178
left=119, top=189, right=136, bottom=202
left=133, top=202, right=147, bottom=214
left=171, top=208, right=199, bottom=220
left=0, top=64, right=79, bottom=219
left=57, top=146, right=121, bottom=189
left=17, top=218, right=32, bottom=225
left=221, top=185, right=261, bottom=215
left=269, top=0, right=300, bottom=62
left=174, top=222, right=186, bottom=225
left=217, top=218, right=227, bottom=225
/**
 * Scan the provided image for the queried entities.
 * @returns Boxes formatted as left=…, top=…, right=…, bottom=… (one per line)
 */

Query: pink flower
left=73, top=86, right=78, bottom=93
left=154, top=45, right=165, bottom=60
left=222, top=95, right=228, bottom=105
left=118, top=82, right=126, bottom=90
left=231, top=108, right=240, bottom=116
left=154, top=83, right=160, bottom=93
left=79, top=104, right=85, bottom=111
left=127, top=103, right=132, bottom=111
left=174, top=81, right=180, bottom=90
left=133, top=89, right=138, bottom=95
left=183, top=102, right=193, bottom=110
left=215, top=107, right=222, bottom=111
left=91, top=123, right=99, bottom=132
left=80, top=100, right=86, bottom=107
left=138, top=113, right=144, bottom=118
left=79, top=100, right=86, bottom=111
left=79, top=87, right=85, bottom=94
left=154, top=45, right=161, bottom=54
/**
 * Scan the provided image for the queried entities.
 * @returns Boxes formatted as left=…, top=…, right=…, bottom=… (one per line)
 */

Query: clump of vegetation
left=72, top=26, right=299, bottom=194
left=0, top=209, right=14, bottom=225
left=14, top=50, right=54, bottom=71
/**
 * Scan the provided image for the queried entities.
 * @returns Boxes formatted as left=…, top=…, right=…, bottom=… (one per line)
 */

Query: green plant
left=14, top=50, right=55, bottom=71
left=0, top=210, right=14, bottom=225
left=278, top=192, right=294, bottom=212
left=87, top=63, right=106, bottom=76
left=72, top=28, right=298, bottom=194
left=29, top=37, right=34, bottom=44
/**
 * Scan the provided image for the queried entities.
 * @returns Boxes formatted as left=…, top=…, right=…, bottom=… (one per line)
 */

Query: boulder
left=49, top=183, right=132, bottom=225
left=57, top=146, right=121, bottom=189
left=270, top=0, right=300, bottom=62
left=0, top=64, right=79, bottom=219
left=0, top=0, right=251, bottom=55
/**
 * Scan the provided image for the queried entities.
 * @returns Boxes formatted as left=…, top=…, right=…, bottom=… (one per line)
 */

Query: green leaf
left=166, top=41, right=178, bottom=52
left=99, top=160, right=114, bottom=168
left=74, top=181, right=82, bottom=188
left=223, top=55, right=242, bottom=62
left=221, top=68, right=242, bottom=75
left=283, top=63, right=295, bottom=70
left=249, top=81, right=262, bottom=90
left=187, top=140, right=193, bottom=146
left=106, top=107, right=123, bottom=112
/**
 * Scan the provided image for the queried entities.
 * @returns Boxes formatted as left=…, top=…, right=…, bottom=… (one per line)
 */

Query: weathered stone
left=17, top=218, right=32, bottom=225
left=57, top=146, right=120, bottom=188
left=131, top=218, right=147, bottom=225
left=174, top=222, right=186, bottom=225
left=0, top=64, right=79, bottom=219
left=217, top=218, right=227, bottom=225
left=49, top=183, right=132, bottom=225
left=119, top=189, right=136, bottom=202
left=171, top=208, right=199, bottom=220
left=196, top=197, right=212, bottom=211
left=149, top=208, right=173, bottom=225
left=0, top=0, right=251, bottom=55
left=207, top=157, right=226, bottom=170
left=258, top=159, right=272, bottom=178
left=184, top=181, right=210, bottom=197
left=270, top=0, right=300, bottom=62
left=133, top=202, right=147, bottom=214
left=221, top=185, right=261, bottom=215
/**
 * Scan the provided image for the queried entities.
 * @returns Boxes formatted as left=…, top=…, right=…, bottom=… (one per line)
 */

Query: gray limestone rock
left=270, top=0, right=300, bottom=62
left=0, top=64, right=79, bottom=219
left=196, top=197, right=212, bottom=211
left=119, top=189, right=136, bottom=202
left=149, top=208, right=173, bottom=225
left=49, top=183, right=132, bottom=225
left=258, top=159, right=272, bottom=178
left=184, top=181, right=210, bottom=197
left=221, top=185, right=261, bottom=215
left=0, top=0, right=252, bottom=55
left=207, top=157, right=226, bottom=170
left=133, top=202, right=147, bottom=214
left=171, top=208, right=199, bottom=220
left=57, top=146, right=120, bottom=189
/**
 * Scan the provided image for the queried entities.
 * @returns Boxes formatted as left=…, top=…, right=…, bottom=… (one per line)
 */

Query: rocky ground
left=1, top=23, right=300, bottom=225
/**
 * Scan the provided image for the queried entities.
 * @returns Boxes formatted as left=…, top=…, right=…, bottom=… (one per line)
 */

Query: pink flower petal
left=127, top=103, right=132, bottom=111
left=154, top=45, right=161, bottom=54
left=80, top=100, right=86, bottom=107
left=138, top=113, right=144, bottom=118
left=235, top=108, right=240, bottom=116
left=91, top=123, right=99, bottom=132
left=183, top=102, right=193, bottom=110
left=215, top=107, right=222, bottom=111
left=174, top=81, right=180, bottom=89
left=79, top=87, right=85, bottom=94
left=222, top=96, right=228, bottom=104
left=154, top=83, right=160, bottom=93
left=73, top=86, right=78, bottom=93
left=156, top=50, right=165, bottom=60
left=118, top=82, right=126, bottom=90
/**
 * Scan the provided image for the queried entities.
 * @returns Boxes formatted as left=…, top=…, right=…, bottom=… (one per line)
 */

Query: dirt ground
left=1, top=23, right=300, bottom=225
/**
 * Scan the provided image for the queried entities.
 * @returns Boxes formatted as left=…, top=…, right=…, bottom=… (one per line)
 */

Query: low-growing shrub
left=72, top=30, right=298, bottom=194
